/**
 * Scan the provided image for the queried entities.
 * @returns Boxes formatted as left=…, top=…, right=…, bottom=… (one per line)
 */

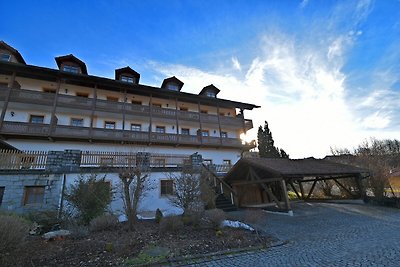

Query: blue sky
left=2, top=0, right=399, bottom=158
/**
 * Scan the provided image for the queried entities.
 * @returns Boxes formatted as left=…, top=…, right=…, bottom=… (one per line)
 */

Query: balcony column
left=217, top=105, right=222, bottom=146
left=0, top=71, right=16, bottom=130
left=175, top=98, right=179, bottom=144
left=48, top=78, right=62, bottom=138
left=122, top=89, right=127, bottom=131
left=149, top=94, right=153, bottom=143
left=89, top=84, right=97, bottom=141
left=240, top=108, right=246, bottom=134
left=197, top=102, right=203, bottom=145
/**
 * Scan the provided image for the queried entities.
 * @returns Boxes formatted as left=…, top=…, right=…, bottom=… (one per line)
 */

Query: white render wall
left=6, top=140, right=242, bottom=165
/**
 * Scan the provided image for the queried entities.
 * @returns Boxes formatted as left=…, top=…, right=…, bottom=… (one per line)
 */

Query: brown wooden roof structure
left=55, top=54, right=88, bottom=74
left=0, top=41, right=26, bottom=64
left=115, top=66, right=140, bottom=82
left=161, top=76, right=184, bottom=90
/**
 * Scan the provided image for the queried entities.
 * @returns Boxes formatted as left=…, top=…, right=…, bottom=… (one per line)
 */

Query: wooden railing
left=3, top=88, right=251, bottom=128
left=0, top=149, right=48, bottom=170
left=202, top=163, right=236, bottom=205
left=0, top=121, right=247, bottom=148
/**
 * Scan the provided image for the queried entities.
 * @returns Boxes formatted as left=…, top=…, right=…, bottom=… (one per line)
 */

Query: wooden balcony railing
left=0, top=149, right=48, bottom=170
left=1, top=88, right=252, bottom=129
left=0, top=121, right=248, bottom=148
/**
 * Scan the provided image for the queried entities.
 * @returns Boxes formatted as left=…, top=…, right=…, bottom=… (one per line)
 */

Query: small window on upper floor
left=132, top=100, right=142, bottom=105
left=180, top=107, right=188, bottom=111
left=131, top=123, right=141, bottom=131
left=181, top=128, right=190, bottom=135
left=206, top=91, right=216, bottom=98
left=43, top=88, right=56, bottom=94
left=121, top=75, right=135, bottom=84
left=71, top=118, right=84, bottom=127
left=219, top=112, right=225, bottom=116
left=155, top=126, right=166, bottom=133
left=221, top=131, right=228, bottom=138
left=201, top=130, right=209, bottom=137
left=29, top=115, right=44, bottom=124
left=167, top=84, right=179, bottom=91
left=107, top=96, right=119, bottom=102
left=200, top=110, right=208, bottom=114
left=152, top=103, right=162, bottom=108
left=223, top=159, right=231, bottom=165
left=104, top=121, right=116, bottom=129
left=0, top=53, right=11, bottom=62
left=76, top=92, right=89, bottom=98
left=63, top=65, right=80, bottom=74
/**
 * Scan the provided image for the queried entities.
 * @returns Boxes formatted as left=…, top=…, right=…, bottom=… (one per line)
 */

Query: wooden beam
left=249, top=167, right=282, bottom=208
left=122, top=89, right=127, bottom=130
left=0, top=71, right=16, bottom=130
left=289, top=181, right=301, bottom=199
left=232, top=177, right=284, bottom=185
left=333, top=178, right=356, bottom=198
left=49, top=78, right=61, bottom=137
left=281, top=179, right=291, bottom=211
left=299, top=181, right=305, bottom=200
left=89, top=84, right=97, bottom=140
left=306, top=180, right=317, bottom=200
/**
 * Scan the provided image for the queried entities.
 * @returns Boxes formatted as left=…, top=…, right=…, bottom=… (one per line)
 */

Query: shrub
left=159, top=216, right=183, bottom=233
left=182, top=211, right=203, bottom=226
left=25, top=210, right=61, bottom=234
left=204, top=209, right=226, bottom=229
left=65, top=173, right=113, bottom=225
left=155, top=208, right=163, bottom=224
left=0, top=214, right=29, bottom=255
left=89, top=214, right=119, bottom=232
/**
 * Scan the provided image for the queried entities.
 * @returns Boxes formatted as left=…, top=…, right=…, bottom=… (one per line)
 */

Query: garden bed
left=2, top=219, right=273, bottom=267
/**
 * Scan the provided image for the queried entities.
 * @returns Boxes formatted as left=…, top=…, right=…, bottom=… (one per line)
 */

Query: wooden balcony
left=1, top=88, right=252, bottom=129
left=0, top=121, right=249, bottom=149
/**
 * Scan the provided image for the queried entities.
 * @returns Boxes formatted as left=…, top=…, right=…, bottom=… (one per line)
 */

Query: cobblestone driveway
left=172, top=201, right=400, bottom=266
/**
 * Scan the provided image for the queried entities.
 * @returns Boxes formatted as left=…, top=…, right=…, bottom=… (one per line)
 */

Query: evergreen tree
left=257, top=121, right=281, bottom=158
left=279, top=148, right=289, bottom=159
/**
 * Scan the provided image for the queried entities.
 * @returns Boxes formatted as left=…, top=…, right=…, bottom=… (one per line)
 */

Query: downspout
left=58, top=173, right=67, bottom=219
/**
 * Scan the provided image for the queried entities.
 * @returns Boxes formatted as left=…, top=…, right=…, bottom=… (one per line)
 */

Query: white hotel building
left=0, top=41, right=259, bottom=216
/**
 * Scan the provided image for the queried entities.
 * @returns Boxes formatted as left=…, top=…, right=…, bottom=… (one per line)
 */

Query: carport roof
left=225, top=157, right=369, bottom=182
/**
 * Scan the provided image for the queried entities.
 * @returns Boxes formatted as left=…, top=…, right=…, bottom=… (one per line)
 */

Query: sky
left=1, top=0, right=399, bottom=158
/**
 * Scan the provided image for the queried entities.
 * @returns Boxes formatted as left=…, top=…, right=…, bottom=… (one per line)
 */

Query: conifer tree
left=257, top=121, right=281, bottom=158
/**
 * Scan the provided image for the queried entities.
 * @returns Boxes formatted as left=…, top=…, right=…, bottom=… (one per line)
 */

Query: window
left=107, top=96, right=119, bottom=102
left=155, top=126, right=165, bottom=133
left=203, top=159, right=213, bottom=165
left=181, top=128, right=190, bottom=135
left=201, top=130, right=209, bottom=137
left=131, top=123, right=141, bottom=131
left=179, top=107, right=188, bottom=111
left=121, top=75, right=135, bottom=84
left=160, top=180, right=174, bottom=195
left=221, top=131, right=228, bottom=138
left=43, top=88, right=56, bottom=94
left=23, top=186, right=45, bottom=205
left=63, top=65, right=80, bottom=73
left=76, top=92, right=89, bottom=98
left=71, top=118, right=84, bottom=127
left=153, top=158, right=166, bottom=167
left=223, top=160, right=231, bottom=165
left=104, top=121, right=115, bottom=129
left=206, top=91, right=216, bottom=98
left=0, top=53, right=11, bottom=62
left=0, top=186, right=4, bottom=206
left=29, top=115, right=44, bottom=124
left=200, top=110, right=208, bottom=114
left=219, top=112, right=225, bottom=116
left=132, top=100, right=142, bottom=105
left=152, top=103, right=162, bottom=108
left=167, top=84, right=179, bottom=91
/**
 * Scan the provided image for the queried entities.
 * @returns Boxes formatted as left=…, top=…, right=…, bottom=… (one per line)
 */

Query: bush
left=204, top=209, right=226, bottom=229
left=182, top=211, right=203, bottom=226
left=25, top=210, right=61, bottom=234
left=89, top=214, right=119, bottom=232
left=0, top=214, right=29, bottom=255
left=159, top=216, right=183, bottom=233
left=65, top=173, right=113, bottom=225
left=155, top=208, right=163, bottom=224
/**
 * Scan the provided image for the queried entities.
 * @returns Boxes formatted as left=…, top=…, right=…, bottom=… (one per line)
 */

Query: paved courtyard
left=171, top=201, right=400, bottom=266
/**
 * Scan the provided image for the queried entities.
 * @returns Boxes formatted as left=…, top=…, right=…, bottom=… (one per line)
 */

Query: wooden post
left=89, top=84, right=97, bottom=140
left=175, top=98, right=179, bottom=144
left=198, top=101, right=203, bottom=145
left=299, top=181, right=305, bottom=200
left=0, top=71, right=16, bottom=130
left=281, top=179, right=291, bottom=211
left=49, top=78, right=61, bottom=138
left=306, top=180, right=317, bottom=200
left=217, top=105, right=222, bottom=146
left=122, top=89, right=127, bottom=131
left=149, top=94, right=152, bottom=143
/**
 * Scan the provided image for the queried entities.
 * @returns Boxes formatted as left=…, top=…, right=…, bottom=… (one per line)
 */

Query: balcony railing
left=1, top=88, right=252, bottom=129
left=0, top=121, right=248, bottom=148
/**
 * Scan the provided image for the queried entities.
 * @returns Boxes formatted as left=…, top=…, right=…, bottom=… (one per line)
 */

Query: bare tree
left=118, top=155, right=153, bottom=230
left=167, top=170, right=202, bottom=215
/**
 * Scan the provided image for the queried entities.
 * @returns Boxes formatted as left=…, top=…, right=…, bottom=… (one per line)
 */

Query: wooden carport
left=224, top=157, right=369, bottom=212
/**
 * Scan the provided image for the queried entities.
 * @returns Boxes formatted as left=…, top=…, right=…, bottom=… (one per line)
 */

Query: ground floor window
left=23, top=186, right=45, bottom=205
left=0, top=186, right=4, bottom=206
left=160, top=180, right=174, bottom=196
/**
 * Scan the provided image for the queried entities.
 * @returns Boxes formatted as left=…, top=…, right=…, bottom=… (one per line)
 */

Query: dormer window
left=206, top=91, right=216, bottom=98
left=63, top=65, right=80, bottom=74
left=161, top=76, right=184, bottom=91
left=167, top=84, right=179, bottom=91
left=121, top=75, right=135, bottom=84
left=0, top=53, right=11, bottom=62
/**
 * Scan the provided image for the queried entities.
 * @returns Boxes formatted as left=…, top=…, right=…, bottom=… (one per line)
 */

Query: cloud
left=300, top=0, right=309, bottom=9
left=231, top=56, right=241, bottom=71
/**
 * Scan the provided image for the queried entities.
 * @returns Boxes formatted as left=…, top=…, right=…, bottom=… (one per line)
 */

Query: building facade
left=0, top=41, right=258, bottom=216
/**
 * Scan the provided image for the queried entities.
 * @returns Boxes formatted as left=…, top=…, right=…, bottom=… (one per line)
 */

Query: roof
left=225, top=157, right=369, bottom=183
left=199, top=84, right=220, bottom=96
left=55, top=54, right=88, bottom=75
left=0, top=61, right=260, bottom=110
left=115, top=66, right=140, bottom=82
left=161, top=76, right=184, bottom=90
left=0, top=41, right=26, bottom=64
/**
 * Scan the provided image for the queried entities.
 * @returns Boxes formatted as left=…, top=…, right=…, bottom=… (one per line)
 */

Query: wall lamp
left=10, top=111, right=15, bottom=117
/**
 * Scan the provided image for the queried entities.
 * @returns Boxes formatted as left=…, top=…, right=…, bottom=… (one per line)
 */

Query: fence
left=0, top=149, right=48, bottom=170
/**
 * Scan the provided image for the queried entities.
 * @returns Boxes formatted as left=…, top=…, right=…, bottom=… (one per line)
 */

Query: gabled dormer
left=199, top=84, right=220, bottom=98
left=0, top=41, right=26, bottom=64
left=55, top=54, right=87, bottom=75
left=115, top=66, right=140, bottom=84
left=161, top=76, right=184, bottom=91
